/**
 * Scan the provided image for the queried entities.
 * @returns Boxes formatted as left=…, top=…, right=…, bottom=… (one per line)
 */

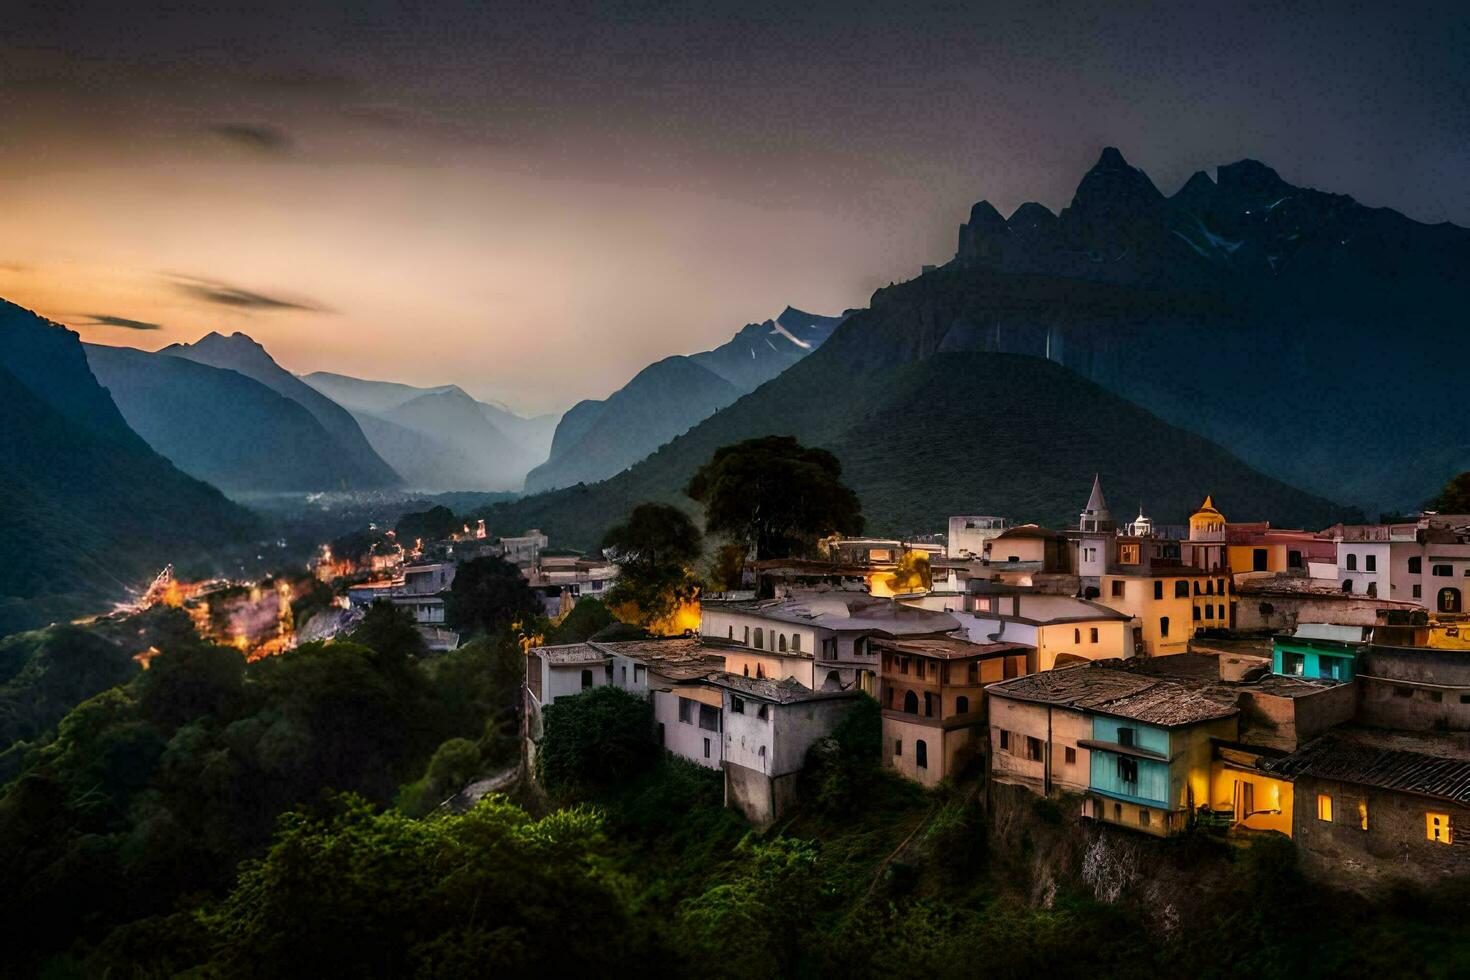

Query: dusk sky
left=3, top=1, right=1466, bottom=415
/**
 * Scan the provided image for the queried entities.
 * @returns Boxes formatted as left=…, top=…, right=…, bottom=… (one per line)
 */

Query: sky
left=2, top=1, right=1466, bottom=415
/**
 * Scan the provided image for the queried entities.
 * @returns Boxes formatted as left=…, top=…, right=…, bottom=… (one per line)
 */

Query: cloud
left=75, top=312, right=163, bottom=330
left=168, top=274, right=332, bottom=314
left=207, top=123, right=293, bottom=155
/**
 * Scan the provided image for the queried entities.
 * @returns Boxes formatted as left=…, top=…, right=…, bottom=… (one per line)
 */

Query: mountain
left=84, top=344, right=370, bottom=493
left=161, top=333, right=400, bottom=489
left=940, top=148, right=1470, bottom=511
left=476, top=346, right=1351, bottom=552
left=525, top=306, right=848, bottom=492
left=302, top=370, right=560, bottom=481
left=364, top=387, right=540, bottom=491
left=0, top=301, right=256, bottom=634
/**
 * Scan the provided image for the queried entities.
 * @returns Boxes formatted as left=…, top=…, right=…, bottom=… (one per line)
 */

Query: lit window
left=1358, top=800, right=1369, bottom=831
left=1119, top=544, right=1140, bottom=564
left=1317, top=793, right=1333, bottom=822
left=1428, top=812, right=1453, bottom=844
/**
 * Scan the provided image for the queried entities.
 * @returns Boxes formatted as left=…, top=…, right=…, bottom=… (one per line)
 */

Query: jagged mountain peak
left=1216, top=158, right=1292, bottom=197
left=1069, top=146, right=1164, bottom=210
left=966, top=200, right=1008, bottom=231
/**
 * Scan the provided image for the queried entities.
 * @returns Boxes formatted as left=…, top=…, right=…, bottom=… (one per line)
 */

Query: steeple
left=1080, top=474, right=1114, bottom=533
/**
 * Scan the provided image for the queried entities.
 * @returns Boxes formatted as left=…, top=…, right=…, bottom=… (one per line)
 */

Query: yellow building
left=1099, top=569, right=1230, bottom=657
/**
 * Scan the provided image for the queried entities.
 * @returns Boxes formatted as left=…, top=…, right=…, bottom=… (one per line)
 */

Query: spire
left=1080, top=474, right=1113, bottom=532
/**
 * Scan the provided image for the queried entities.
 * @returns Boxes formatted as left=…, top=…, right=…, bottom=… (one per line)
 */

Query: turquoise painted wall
left=1089, top=716, right=1170, bottom=804
left=1272, top=640, right=1356, bottom=681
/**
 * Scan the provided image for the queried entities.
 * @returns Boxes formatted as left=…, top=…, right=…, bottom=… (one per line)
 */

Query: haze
left=2, top=0, right=1466, bottom=414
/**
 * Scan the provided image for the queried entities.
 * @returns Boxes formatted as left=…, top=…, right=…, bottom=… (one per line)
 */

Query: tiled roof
left=986, top=659, right=1239, bottom=727
left=871, top=636, right=1032, bottom=660
left=707, top=672, right=860, bottom=704
left=1264, top=728, right=1470, bottom=805
left=590, top=638, right=726, bottom=679
left=536, top=643, right=610, bottom=665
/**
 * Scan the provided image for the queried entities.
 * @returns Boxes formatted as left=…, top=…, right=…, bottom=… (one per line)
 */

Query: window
left=998, top=729, right=1010, bottom=751
left=956, top=695, right=970, bottom=714
left=1194, top=581, right=1202, bottom=595
left=1025, top=736, right=1043, bottom=761
left=1119, top=543, right=1140, bottom=564
left=1111, top=580, right=1125, bottom=597
left=903, top=691, right=918, bottom=714
left=1366, top=554, right=1377, bottom=572
left=1175, top=581, right=1189, bottom=598
left=756, top=663, right=766, bottom=679
left=1346, top=553, right=1357, bottom=571
left=754, top=627, right=764, bottom=649
left=1359, top=800, right=1369, bottom=831
left=1317, top=794, right=1333, bottom=822
left=899, top=657, right=910, bottom=675
left=1413, top=584, right=1422, bottom=599
left=679, top=697, right=693, bottom=724
left=1409, top=556, right=1422, bottom=574
left=1288, top=549, right=1303, bottom=569
left=1368, top=582, right=1378, bottom=597
left=1139, top=809, right=1150, bottom=828
left=1205, top=579, right=1215, bottom=595
left=1074, top=628, right=1082, bottom=644
left=580, top=669, right=593, bottom=690
left=728, top=626, right=733, bottom=639
left=885, top=687, right=893, bottom=707
left=1461, top=694, right=1470, bottom=705
left=698, top=704, right=720, bottom=732
left=1114, top=802, right=1123, bottom=821
left=924, top=692, right=934, bottom=717
left=1154, top=581, right=1164, bottom=600
left=1253, top=548, right=1268, bottom=572
left=703, top=737, right=711, bottom=759
left=1434, top=564, right=1454, bottom=577
left=916, top=740, right=928, bottom=769
left=1428, top=812, right=1453, bottom=844
left=1218, top=604, right=1226, bottom=621
left=620, top=665, right=628, bottom=684
left=967, top=662, right=979, bottom=683
left=1160, top=616, right=1170, bottom=638
left=731, top=697, right=745, bottom=714
left=757, top=704, right=769, bottom=720
left=894, top=739, right=902, bottom=757
left=1430, top=690, right=1444, bottom=703
left=791, top=634, right=801, bottom=652
left=635, top=665, right=645, bottom=683
left=1281, top=651, right=1305, bottom=676
left=1117, top=727, right=1136, bottom=747
left=1091, top=628, right=1099, bottom=643
left=778, top=634, right=787, bottom=652
left=1205, top=605, right=1214, bottom=620
left=1439, top=588, right=1463, bottom=613
left=743, top=626, right=750, bottom=645
left=1064, top=746, right=1077, bottom=765
left=1217, top=578, right=1226, bottom=594
left=1193, top=606, right=1201, bottom=622
left=1342, top=578, right=1354, bottom=593
left=743, top=664, right=750, bottom=677
left=1117, top=756, right=1139, bottom=784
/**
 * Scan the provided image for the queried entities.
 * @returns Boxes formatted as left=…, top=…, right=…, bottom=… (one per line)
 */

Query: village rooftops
left=589, top=637, right=726, bottom=680
left=706, top=672, right=862, bottom=704
left=872, top=636, right=1032, bottom=660
left=714, top=593, right=960, bottom=634
left=986, top=658, right=1240, bottom=727
left=1264, top=726, right=1470, bottom=805
left=965, top=588, right=1132, bottom=625
left=1233, top=576, right=1420, bottom=605
left=535, top=643, right=611, bottom=665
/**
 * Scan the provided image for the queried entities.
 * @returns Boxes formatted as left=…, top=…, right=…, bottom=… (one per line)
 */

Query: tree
left=687, top=436, right=863, bottom=561
left=1428, top=472, right=1470, bottom=514
left=602, top=503, right=703, bottom=629
left=444, top=557, right=542, bottom=636
left=349, top=600, right=428, bottom=658
left=537, top=686, right=655, bottom=795
left=546, top=597, right=616, bottom=644
left=395, top=505, right=461, bottom=545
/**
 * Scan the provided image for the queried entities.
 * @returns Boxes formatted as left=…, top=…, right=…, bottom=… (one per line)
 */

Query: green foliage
left=397, top=738, right=483, bottom=817
left=1428, top=471, right=1470, bottom=513
left=444, top=555, right=542, bottom=636
left=687, top=435, right=864, bottom=560
left=197, top=795, right=635, bottom=978
left=350, top=599, right=429, bottom=657
left=395, top=504, right=461, bottom=544
left=602, top=502, right=704, bottom=626
left=546, top=596, right=616, bottom=643
left=537, top=686, right=656, bottom=796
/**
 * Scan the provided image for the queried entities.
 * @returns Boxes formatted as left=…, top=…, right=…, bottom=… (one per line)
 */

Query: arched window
left=1342, top=579, right=1353, bottom=593
left=1439, top=588, right=1463, bottom=614
left=915, top=740, right=928, bottom=769
left=754, top=627, right=764, bottom=649
left=743, top=663, right=750, bottom=677
left=791, top=633, right=801, bottom=652
left=956, top=695, right=970, bottom=714
left=778, top=634, right=788, bottom=652
left=822, top=670, right=842, bottom=691
left=903, top=690, right=918, bottom=714
left=1159, top=617, right=1170, bottom=638
left=1346, top=553, right=1357, bottom=571
left=756, top=663, right=767, bottom=679
left=1074, top=628, right=1081, bottom=644
left=580, top=669, right=593, bottom=690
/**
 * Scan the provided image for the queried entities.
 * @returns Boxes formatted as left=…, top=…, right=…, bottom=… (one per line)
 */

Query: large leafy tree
left=395, top=504, right=461, bottom=545
left=1428, top=472, right=1470, bottom=514
left=444, top=556, right=542, bottom=636
left=537, top=686, right=656, bottom=796
left=601, top=503, right=703, bottom=628
left=687, top=436, right=864, bottom=561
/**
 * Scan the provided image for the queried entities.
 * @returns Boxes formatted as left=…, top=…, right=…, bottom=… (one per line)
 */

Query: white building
left=596, top=638, right=729, bottom=771
left=1330, top=518, right=1470, bottom=612
left=700, top=592, right=960, bottom=695
left=523, top=643, right=613, bottom=766
left=711, top=673, right=862, bottom=828
left=947, top=516, right=1010, bottom=559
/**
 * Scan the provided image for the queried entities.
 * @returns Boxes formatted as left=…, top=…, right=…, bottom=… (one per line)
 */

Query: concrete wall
left=988, top=698, right=1091, bottom=796
left=543, top=661, right=609, bottom=703
left=1357, top=646, right=1470, bottom=732
left=700, top=608, right=822, bottom=658
left=653, top=688, right=722, bottom=770
left=720, top=648, right=815, bottom=688
left=1237, top=683, right=1356, bottom=752
left=1291, top=776, right=1470, bottom=890
left=1233, top=592, right=1399, bottom=633
left=1036, top=621, right=1130, bottom=669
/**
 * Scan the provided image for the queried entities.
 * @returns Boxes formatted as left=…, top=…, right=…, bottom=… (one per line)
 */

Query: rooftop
left=965, top=590, right=1132, bottom=624
left=707, top=672, right=861, bottom=704
left=535, top=643, right=610, bottom=665
left=872, top=636, right=1032, bottom=660
left=714, top=593, right=960, bottom=634
left=988, top=656, right=1239, bottom=727
left=1264, top=727, right=1470, bottom=805
left=590, top=637, right=726, bottom=680
left=997, top=523, right=1067, bottom=541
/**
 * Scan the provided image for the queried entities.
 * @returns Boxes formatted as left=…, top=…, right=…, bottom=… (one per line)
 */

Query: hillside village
left=521, top=479, right=1470, bottom=887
